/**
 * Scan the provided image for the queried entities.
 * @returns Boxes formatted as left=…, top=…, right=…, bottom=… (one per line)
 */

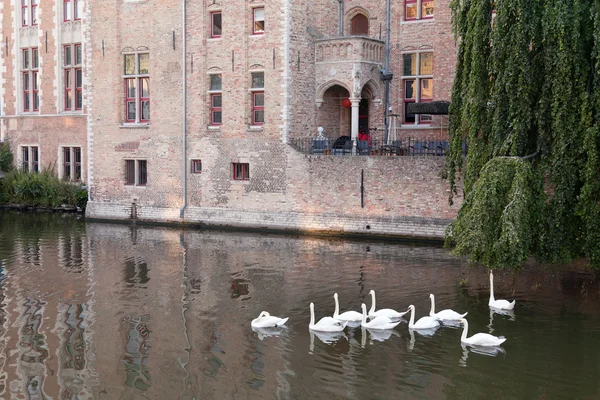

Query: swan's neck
left=429, top=296, right=435, bottom=316
left=461, top=320, right=469, bottom=342
left=408, top=308, right=415, bottom=328
left=369, top=292, right=376, bottom=314
left=490, top=274, right=495, bottom=302
left=310, top=306, right=315, bottom=327
left=333, top=297, right=339, bottom=318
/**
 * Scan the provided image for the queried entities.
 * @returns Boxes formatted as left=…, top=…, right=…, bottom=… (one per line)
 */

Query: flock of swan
left=251, top=271, right=516, bottom=349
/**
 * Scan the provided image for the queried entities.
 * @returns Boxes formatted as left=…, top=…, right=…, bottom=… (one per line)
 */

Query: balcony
left=315, top=36, right=385, bottom=64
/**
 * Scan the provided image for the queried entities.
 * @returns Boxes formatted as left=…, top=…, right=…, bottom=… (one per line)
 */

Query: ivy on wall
left=447, top=0, right=600, bottom=269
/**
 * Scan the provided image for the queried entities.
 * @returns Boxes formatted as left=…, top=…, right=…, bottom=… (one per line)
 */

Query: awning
left=406, top=101, right=450, bottom=115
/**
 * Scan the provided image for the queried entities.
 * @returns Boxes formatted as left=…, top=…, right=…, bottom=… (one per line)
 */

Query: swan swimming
left=368, top=290, right=409, bottom=319
left=309, top=302, right=346, bottom=332
left=460, top=318, right=506, bottom=347
left=360, top=303, right=401, bottom=330
left=251, top=311, right=289, bottom=328
left=489, top=271, right=516, bottom=310
left=332, top=293, right=363, bottom=321
left=429, top=294, right=468, bottom=321
left=407, top=304, right=440, bottom=330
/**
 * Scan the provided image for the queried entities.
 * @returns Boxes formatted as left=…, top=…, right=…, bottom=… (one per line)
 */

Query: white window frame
left=18, top=145, right=40, bottom=173
left=123, top=52, right=150, bottom=125
left=252, top=7, right=265, bottom=35
left=58, top=146, right=83, bottom=181
left=63, top=0, right=83, bottom=22
left=401, top=50, right=434, bottom=126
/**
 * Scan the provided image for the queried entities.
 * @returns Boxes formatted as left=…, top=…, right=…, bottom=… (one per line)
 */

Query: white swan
left=360, top=303, right=401, bottom=330
left=407, top=304, right=440, bottom=330
left=309, top=302, right=346, bottom=332
left=460, top=318, right=506, bottom=347
left=489, top=271, right=516, bottom=310
left=368, top=290, right=409, bottom=319
left=429, top=294, right=468, bottom=321
left=251, top=311, right=289, bottom=328
left=332, top=293, right=363, bottom=321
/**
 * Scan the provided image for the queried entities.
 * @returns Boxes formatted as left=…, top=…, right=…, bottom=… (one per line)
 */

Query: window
left=61, top=147, right=82, bottom=181
left=253, top=8, right=265, bottom=34
left=125, top=160, right=147, bottom=186
left=251, top=72, right=264, bottom=125
left=22, top=48, right=39, bottom=112
left=402, top=52, right=433, bottom=124
left=211, top=12, right=222, bottom=38
left=64, top=0, right=82, bottom=22
left=351, top=14, right=369, bottom=35
left=124, top=53, right=150, bottom=123
left=209, top=74, right=222, bottom=125
left=64, top=44, right=83, bottom=111
left=191, top=159, right=202, bottom=174
left=405, top=0, right=434, bottom=21
left=232, top=163, right=249, bottom=181
left=22, top=0, right=38, bottom=27
left=20, top=146, right=39, bottom=173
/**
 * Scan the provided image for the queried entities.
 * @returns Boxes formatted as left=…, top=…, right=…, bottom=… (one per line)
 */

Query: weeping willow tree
left=447, top=0, right=600, bottom=270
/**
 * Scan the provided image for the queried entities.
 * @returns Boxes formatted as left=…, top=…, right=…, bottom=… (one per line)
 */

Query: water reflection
left=0, top=212, right=599, bottom=399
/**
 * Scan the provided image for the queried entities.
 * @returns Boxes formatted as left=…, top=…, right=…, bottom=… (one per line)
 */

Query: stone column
left=350, top=98, right=360, bottom=140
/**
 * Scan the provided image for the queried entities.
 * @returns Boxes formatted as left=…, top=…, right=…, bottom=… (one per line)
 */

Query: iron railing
left=289, top=133, right=462, bottom=156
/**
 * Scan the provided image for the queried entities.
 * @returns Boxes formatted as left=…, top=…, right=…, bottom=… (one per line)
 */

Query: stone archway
left=316, top=84, right=351, bottom=139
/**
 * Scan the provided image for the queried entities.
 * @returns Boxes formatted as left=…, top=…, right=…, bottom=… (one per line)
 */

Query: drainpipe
left=339, top=0, right=344, bottom=36
left=180, top=0, right=188, bottom=219
left=383, top=0, right=391, bottom=144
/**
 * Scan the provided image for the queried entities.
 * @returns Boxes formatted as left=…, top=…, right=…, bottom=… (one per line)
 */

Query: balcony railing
left=289, top=130, right=466, bottom=157
left=315, top=36, right=385, bottom=64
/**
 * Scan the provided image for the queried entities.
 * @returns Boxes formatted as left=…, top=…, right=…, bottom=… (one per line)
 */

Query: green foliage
left=0, top=142, right=13, bottom=173
left=448, top=0, right=600, bottom=270
left=0, top=169, right=86, bottom=209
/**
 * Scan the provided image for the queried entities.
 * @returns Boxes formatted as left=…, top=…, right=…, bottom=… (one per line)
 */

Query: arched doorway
left=351, top=14, right=369, bottom=35
left=316, top=84, right=351, bottom=139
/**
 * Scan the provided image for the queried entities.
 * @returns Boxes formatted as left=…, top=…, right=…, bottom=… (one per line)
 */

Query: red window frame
left=22, top=146, right=30, bottom=172
left=210, top=94, right=222, bottom=125
left=232, top=163, right=249, bottom=181
left=63, top=147, right=72, bottom=180
left=211, top=12, right=222, bottom=38
left=22, top=0, right=29, bottom=27
left=124, top=53, right=150, bottom=124
left=253, top=8, right=265, bottom=35
left=125, top=78, right=136, bottom=123
left=191, top=160, right=202, bottom=174
left=403, top=79, right=416, bottom=124
left=31, top=0, right=38, bottom=26
left=252, top=91, right=264, bottom=125
left=405, top=0, right=418, bottom=21
left=23, top=48, right=39, bottom=112
left=64, top=44, right=83, bottom=111
left=125, top=160, right=135, bottom=185
left=140, top=78, right=150, bottom=123
left=421, top=1, right=435, bottom=19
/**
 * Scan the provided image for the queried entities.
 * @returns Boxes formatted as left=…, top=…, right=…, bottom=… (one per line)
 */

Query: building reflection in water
left=121, top=314, right=152, bottom=392
left=57, top=303, right=88, bottom=399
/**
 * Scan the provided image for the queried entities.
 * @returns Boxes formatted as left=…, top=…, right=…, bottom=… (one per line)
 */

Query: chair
left=332, top=136, right=352, bottom=155
left=357, top=140, right=371, bottom=155
left=312, top=138, right=329, bottom=154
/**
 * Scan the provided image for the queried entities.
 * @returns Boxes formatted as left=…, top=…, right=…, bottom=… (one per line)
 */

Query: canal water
left=0, top=212, right=599, bottom=399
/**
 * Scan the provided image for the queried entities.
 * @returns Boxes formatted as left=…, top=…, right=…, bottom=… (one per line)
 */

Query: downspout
left=383, top=0, right=391, bottom=144
left=339, top=0, right=344, bottom=36
left=180, top=0, right=187, bottom=219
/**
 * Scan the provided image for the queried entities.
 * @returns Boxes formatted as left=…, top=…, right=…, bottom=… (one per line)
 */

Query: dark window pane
left=138, top=160, right=147, bottom=185
left=253, top=93, right=264, bottom=107
left=254, top=110, right=264, bottom=123
left=141, top=101, right=150, bottom=121
left=127, top=102, right=136, bottom=121
left=125, top=160, right=135, bottom=185
left=251, top=72, right=264, bottom=89
left=213, top=111, right=222, bottom=124
left=210, top=74, right=222, bottom=91
left=212, top=13, right=222, bottom=36
left=403, top=54, right=416, bottom=76
left=212, top=94, right=222, bottom=108
left=404, top=80, right=415, bottom=99
left=65, top=46, right=72, bottom=66
left=351, top=14, right=368, bottom=35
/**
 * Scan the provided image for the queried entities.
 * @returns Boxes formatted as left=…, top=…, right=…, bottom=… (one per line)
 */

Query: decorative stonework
left=315, top=36, right=384, bottom=64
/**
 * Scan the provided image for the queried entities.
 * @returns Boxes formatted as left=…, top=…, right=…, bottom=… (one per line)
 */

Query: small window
left=123, top=53, right=150, bottom=123
left=20, top=146, right=39, bottom=173
left=211, top=12, right=222, bottom=38
left=351, top=14, right=369, bottom=36
left=210, top=74, right=222, bottom=91
left=253, top=8, right=265, bottom=34
left=252, top=92, right=264, bottom=125
left=211, top=94, right=222, bottom=125
left=61, top=146, right=82, bottom=181
left=251, top=72, right=264, bottom=89
left=405, top=0, right=434, bottom=21
left=125, top=160, right=147, bottom=186
left=402, top=52, right=434, bottom=124
left=191, top=160, right=202, bottom=174
left=232, top=163, right=249, bottom=181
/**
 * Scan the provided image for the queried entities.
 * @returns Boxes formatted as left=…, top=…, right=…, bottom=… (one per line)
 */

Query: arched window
left=351, top=14, right=368, bottom=36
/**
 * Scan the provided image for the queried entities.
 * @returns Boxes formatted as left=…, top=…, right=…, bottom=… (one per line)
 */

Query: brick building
left=1, top=0, right=461, bottom=239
